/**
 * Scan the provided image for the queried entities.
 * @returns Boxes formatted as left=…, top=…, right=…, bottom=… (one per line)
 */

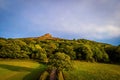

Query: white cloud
left=86, top=25, right=120, bottom=39
left=52, top=22, right=120, bottom=39
left=21, top=0, right=120, bottom=39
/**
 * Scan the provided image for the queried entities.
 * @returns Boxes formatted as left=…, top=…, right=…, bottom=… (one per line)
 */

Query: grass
left=58, top=71, right=64, bottom=80
left=39, top=71, right=49, bottom=80
left=63, top=61, right=120, bottom=80
left=0, top=59, right=47, bottom=80
left=0, top=59, right=120, bottom=80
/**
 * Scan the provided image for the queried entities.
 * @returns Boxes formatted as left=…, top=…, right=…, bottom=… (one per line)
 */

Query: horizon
left=0, top=33, right=119, bottom=46
left=0, top=0, right=120, bottom=45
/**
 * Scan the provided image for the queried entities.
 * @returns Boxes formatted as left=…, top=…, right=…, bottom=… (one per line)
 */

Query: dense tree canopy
left=48, top=52, right=71, bottom=71
left=0, top=36, right=119, bottom=63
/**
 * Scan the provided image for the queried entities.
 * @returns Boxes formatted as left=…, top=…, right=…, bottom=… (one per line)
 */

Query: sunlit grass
left=0, top=59, right=120, bottom=80
left=64, top=61, right=120, bottom=80
left=0, top=59, right=47, bottom=80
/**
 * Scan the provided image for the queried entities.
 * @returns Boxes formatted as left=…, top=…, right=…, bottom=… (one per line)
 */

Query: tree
left=75, top=44, right=94, bottom=61
left=0, top=39, right=29, bottom=59
left=30, top=44, right=48, bottom=62
left=105, top=46, right=119, bottom=63
left=35, top=45, right=48, bottom=62
left=48, top=52, right=72, bottom=71
left=41, top=41, right=57, bottom=57
left=57, top=45, right=76, bottom=60
left=115, top=46, right=120, bottom=63
left=64, top=45, right=76, bottom=60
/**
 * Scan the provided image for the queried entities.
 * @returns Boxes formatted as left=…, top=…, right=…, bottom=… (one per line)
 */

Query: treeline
left=0, top=37, right=120, bottom=63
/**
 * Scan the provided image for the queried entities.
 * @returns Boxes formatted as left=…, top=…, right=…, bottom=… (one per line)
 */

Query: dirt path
left=50, top=69, right=57, bottom=80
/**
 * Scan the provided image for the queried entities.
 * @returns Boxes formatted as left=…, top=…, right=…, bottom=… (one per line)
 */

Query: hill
left=0, top=33, right=120, bottom=63
left=21, top=33, right=62, bottom=41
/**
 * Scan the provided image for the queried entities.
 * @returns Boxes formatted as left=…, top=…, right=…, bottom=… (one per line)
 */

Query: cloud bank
left=20, top=0, right=120, bottom=39
left=0, top=0, right=120, bottom=42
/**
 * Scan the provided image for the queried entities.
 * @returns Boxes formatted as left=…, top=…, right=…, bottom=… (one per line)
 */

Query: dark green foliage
left=105, top=46, right=120, bottom=63
left=57, top=45, right=76, bottom=60
left=48, top=52, right=72, bottom=71
left=0, top=36, right=119, bottom=63
left=92, top=46, right=109, bottom=62
left=0, top=39, right=29, bottom=59
left=75, top=44, right=93, bottom=61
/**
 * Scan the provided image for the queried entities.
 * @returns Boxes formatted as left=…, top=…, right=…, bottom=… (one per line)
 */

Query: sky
left=0, top=0, right=120, bottom=45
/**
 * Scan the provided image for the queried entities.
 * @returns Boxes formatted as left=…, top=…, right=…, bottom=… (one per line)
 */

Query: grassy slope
left=64, top=61, right=120, bottom=80
left=0, top=59, right=46, bottom=80
left=0, top=60, right=120, bottom=80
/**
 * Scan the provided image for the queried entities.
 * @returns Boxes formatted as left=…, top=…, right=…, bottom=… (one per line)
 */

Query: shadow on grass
left=23, top=64, right=47, bottom=80
left=0, top=64, right=33, bottom=72
left=0, top=63, right=47, bottom=80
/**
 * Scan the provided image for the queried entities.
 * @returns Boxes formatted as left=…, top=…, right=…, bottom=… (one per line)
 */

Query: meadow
left=0, top=59, right=46, bottom=80
left=0, top=60, right=120, bottom=80
left=64, top=61, right=120, bottom=80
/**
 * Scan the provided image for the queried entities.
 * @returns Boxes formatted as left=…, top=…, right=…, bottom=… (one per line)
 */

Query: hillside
left=0, top=33, right=120, bottom=63
left=63, top=61, right=120, bottom=80
left=21, top=33, right=62, bottom=41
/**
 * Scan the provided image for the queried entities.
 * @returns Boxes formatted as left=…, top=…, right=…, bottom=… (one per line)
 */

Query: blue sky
left=0, top=0, right=120, bottom=45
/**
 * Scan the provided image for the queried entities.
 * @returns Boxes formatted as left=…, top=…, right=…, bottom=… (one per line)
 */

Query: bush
left=48, top=52, right=72, bottom=71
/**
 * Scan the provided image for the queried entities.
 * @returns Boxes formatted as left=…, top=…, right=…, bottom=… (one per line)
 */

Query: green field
left=0, top=59, right=46, bottom=80
left=64, top=61, right=120, bottom=80
left=0, top=60, right=120, bottom=80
